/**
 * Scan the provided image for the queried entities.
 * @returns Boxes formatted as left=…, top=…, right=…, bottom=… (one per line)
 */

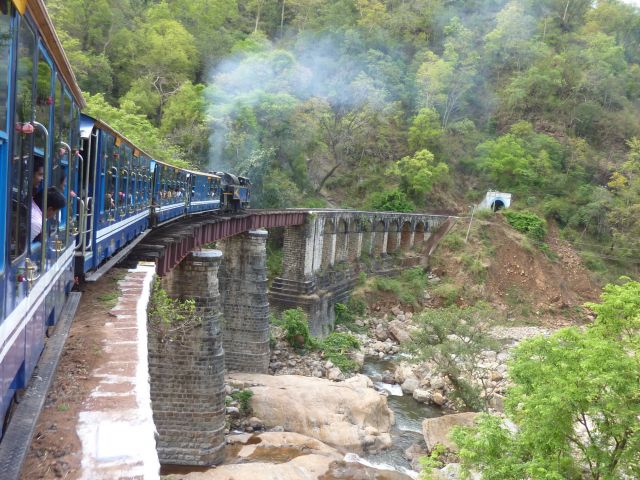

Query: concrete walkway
left=76, top=264, right=160, bottom=479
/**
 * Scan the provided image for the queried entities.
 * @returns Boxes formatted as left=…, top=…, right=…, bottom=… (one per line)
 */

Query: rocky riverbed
left=177, top=304, right=555, bottom=480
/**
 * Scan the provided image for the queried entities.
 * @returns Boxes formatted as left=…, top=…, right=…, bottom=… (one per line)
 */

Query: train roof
left=80, top=114, right=220, bottom=179
left=20, top=0, right=86, bottom=108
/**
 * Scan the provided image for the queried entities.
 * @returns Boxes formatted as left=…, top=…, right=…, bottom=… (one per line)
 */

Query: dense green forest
left=49, top=0, right=640, bottom=275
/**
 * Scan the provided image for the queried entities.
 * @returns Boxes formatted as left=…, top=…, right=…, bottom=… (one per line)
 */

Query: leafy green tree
left=408, top=108, right=443, bottom=153
left=451, top=281, right=640, bottom=480
left=160, top=82, right=208, bottom=166
left=389, top=149, right=449, bottom=203
left=408, top=305, right=499, bottom=410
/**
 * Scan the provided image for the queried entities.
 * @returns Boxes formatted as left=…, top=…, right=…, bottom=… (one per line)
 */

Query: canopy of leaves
left=451, top=280, right=640, bottom=480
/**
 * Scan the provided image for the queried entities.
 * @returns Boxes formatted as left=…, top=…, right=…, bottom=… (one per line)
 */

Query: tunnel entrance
left=491, top=199, right=505, bottom=211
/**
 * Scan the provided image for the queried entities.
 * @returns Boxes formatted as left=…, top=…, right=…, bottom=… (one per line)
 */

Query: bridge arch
left=387, top=220, right=400, bottom=253
left=373, top=220, right=386, bottom=256
left=335, top=218, right=349, bottom=262
left=321, top=219, right=335, bottom=269
left=360, top=220, right=372, bottom=257
left=347, top=220, right=360, bottom=261
left=400, top=221, right=412, bottom=251
left=414, top=221, right=426, bottom=248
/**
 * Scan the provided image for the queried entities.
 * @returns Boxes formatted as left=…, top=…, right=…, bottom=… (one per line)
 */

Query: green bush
left=433, top=282, right=460, bottom=306
left=581, top=251, right=607, bottom=272
left=320, top=332, right=361, bottom=372
left=367, top=189, right=416, bottom=212
left=231, top=389, right=254, bottom=415
left=266, top=243, right=283, bottom=282
left=274, top=308, right=315, bottom=348
left=441, top=231, right=464, bottom=250
left=409, top=304, right=498, bottom=410
left=372, top=268, right=428, bottom=305
left=503, top=210, right=547, bottom=241
left=148, top=281, right=200, bottom=338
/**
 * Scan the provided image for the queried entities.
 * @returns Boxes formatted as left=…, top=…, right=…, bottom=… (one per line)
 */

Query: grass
left=57, top=403, right=70, bottom=412
left=370, top=267, right=429, bottom=306
left=97, top=291, right=119, bottom=308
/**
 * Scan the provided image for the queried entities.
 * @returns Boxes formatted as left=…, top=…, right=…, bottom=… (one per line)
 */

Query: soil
left=432, top=215, right=600, bottom=327
left=20, top=269, right=126, bottom=480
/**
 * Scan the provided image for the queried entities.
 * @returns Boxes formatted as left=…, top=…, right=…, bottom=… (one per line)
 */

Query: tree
left=389, top=149, right=449, bottom=203
left=409, top=305, right=499, bottom=411
left=450, top=281, right=640, bottom=480
left=408, top=108, right=443, bottom=154
left=416, top=18, right=479, bottom=128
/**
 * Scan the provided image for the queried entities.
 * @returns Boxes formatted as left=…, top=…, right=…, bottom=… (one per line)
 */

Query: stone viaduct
left=129, top=208, right=454, bottom=467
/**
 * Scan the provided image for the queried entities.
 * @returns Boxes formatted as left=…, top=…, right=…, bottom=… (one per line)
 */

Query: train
left=0, top=0, right=250, bottom=437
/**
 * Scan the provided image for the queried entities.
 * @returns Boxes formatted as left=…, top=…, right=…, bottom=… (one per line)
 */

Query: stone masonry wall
left=219, top=230, right=270, bottom=373
left=148, top=250, right=226, bottom=466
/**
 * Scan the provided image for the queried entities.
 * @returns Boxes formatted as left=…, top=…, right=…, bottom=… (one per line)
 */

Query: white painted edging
left=76, top=264, right=159, bottom=480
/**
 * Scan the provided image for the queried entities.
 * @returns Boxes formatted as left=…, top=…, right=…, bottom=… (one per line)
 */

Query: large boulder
left=228, top=373, right=394, bottom=451
left=422, top=413, right=479, bottom=452
left=388, top=320, right=412, bottom=343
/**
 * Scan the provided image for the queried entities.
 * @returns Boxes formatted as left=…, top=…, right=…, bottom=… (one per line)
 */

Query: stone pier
left=220, top=229, right=270, bottom=373
left=148, top=250, right=226, bottom=466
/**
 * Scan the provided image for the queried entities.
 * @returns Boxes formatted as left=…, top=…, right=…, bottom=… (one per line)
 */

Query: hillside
left=428, top=213, right=599, bottom=326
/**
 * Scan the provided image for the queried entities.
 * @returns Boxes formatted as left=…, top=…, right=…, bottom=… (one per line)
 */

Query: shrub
left=433, top=282, right=460, bottom=306
left=408, top=304, right=498, bottom=410
left=320, top=332, right=361, bottom=372
left=440, top=231, right=464, bottom=250
left=367, top=189, right=416, bottom=212
left=148, top=281, right=200, bottom=341
left=231, top=389, right=253, bottom=415
left=274, top=308, right=315, bottom=348
left=503, top=210, right=547, bottom=241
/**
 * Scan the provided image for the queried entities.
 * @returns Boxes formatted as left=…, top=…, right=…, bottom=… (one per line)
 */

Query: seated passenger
left=33, top=157, right=44, bottom=196
left=31, top=187, right=66, bottom=243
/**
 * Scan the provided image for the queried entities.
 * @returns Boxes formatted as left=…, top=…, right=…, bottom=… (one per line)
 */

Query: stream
left=356, top=356, right=442, bottom=478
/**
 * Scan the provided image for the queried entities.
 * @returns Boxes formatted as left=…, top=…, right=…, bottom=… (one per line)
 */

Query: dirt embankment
left=430, top=214, right=600, bottom=326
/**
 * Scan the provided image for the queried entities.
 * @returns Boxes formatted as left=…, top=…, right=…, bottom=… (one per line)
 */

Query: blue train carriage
left=76, top=114, right=152, bottom=274
left=185, top=168, right=221, bottom=215
left=0, top=0, right=86, bottom=435
left=216, top=172, right=251, bottom=212
left=151, top=160, right=189, bottom=225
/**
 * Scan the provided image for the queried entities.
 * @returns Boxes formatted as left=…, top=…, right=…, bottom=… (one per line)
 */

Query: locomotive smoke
left=205, top=34, right=391, bottom=173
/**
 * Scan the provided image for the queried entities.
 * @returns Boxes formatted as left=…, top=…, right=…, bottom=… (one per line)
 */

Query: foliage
left=320, top=332, right=361, bottom=373
left=408, top=304, right=499, bottom=410
left=231, top=389, right=254, bottom=416
left=418, top=444, right=447, bottom=480
left=273, top=308, right=315, bottom=349
left=503, top=210, right=547, bottom=242
left=452, top=280, right=640, bottom=479
left=372, top=267, right=428, bottom=306
left=266, top=240, right=283, bottom=283
left=335, top=298, right=367, bottom=333
left=389, top=149, right=450, bottom=203
left=48, top=0, right=640, bottom=275
left=148, top=281, right=201, bottom=342
left=367, top=189, right=415, bottom=213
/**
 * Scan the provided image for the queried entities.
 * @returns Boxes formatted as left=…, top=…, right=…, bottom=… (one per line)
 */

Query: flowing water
left=359, top=356, right=442, bottom=478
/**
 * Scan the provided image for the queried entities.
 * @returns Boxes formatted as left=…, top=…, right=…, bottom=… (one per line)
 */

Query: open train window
left=10, top=16, right=35, bottom=262
left=0, top=5, right=10, bottom=132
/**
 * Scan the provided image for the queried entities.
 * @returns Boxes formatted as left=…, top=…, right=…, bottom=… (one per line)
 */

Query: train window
left=0, top=7, right=10, bottom=131
left=34, top=52, right=51, bottom=153
left=104, top=135, right=116, bottom=217
left=10, top=17, right=35, bottom=261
